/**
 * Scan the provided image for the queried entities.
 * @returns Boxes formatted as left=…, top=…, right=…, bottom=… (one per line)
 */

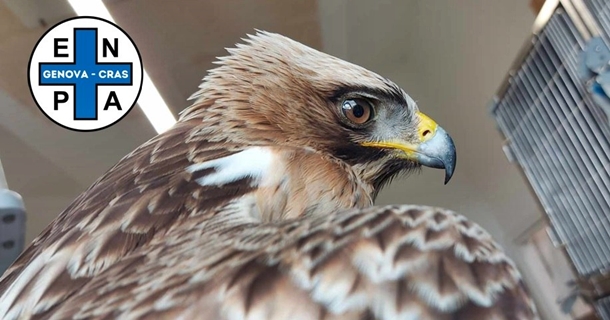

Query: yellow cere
left=416, top=111, right=438, bottom=142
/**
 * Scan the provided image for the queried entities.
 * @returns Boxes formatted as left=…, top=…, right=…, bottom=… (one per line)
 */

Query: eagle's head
left=183, top=31, right=456, bottom=197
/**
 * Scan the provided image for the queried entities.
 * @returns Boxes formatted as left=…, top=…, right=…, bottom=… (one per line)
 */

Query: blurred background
left=0, top=0, right=609, bottom=319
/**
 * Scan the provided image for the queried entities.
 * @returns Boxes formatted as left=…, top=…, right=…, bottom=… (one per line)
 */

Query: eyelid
left=343, top=92, right=381, bottom=103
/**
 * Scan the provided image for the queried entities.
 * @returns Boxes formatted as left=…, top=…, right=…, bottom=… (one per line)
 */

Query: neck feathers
left=188, top=146, right=373, bottom=222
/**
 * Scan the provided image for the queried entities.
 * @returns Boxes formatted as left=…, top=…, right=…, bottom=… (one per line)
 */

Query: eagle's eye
left=341, top=98, right=373, bottom=125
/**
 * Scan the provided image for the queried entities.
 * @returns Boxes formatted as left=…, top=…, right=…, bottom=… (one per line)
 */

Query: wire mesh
left=491, top=10, right=610, bottom=277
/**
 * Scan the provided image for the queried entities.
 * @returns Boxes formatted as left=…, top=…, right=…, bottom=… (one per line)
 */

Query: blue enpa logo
left=28, top=17, right=143, bottom=131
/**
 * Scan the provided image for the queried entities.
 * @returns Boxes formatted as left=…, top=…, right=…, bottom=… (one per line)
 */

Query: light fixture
left=66, top=0, right=177, bottom=134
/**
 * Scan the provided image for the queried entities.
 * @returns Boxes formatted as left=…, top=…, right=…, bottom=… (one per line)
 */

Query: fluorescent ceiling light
left=66, top=0, right=177, bottom=134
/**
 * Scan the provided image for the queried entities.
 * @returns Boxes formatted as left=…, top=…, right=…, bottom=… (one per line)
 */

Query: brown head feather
left=181, top=31, right=422, bottom=192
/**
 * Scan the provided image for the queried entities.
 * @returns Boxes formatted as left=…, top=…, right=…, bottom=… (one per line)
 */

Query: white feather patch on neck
left=186, top=147, right=274, bottom=187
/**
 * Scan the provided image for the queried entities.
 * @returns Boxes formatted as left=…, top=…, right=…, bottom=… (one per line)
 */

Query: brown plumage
left=0, top=31, right=538, bottom=319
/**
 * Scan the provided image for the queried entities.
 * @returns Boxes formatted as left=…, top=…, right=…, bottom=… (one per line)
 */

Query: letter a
left=103, top=91, right=122, bottom=111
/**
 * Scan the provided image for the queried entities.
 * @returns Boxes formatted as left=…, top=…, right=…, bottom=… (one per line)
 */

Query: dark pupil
left=352, top=104, right=364, bottom=118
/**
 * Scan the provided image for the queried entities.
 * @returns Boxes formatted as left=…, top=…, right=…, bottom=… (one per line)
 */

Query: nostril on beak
left=417, top=112, right=438, bottom=143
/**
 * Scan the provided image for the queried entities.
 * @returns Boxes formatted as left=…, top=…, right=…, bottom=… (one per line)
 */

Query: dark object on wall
left=0, top=190, right=26, bottom=275
left=490, top=0, right=610, bottom=318
left=0, top=159, right=26, bottom=276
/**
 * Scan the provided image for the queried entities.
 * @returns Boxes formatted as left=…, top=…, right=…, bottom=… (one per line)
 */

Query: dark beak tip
left=443, top=154, right=456, bottom=185
left=443, top=169, right=453, bottom=185
left=444, top=138, right=457, bottom=185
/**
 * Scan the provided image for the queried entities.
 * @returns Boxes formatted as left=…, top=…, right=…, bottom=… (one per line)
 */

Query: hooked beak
left=361, top=111, right=457, bottom=184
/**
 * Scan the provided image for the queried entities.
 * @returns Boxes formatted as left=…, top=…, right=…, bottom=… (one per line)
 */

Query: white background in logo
left=29, top=17, right=143, bottom=131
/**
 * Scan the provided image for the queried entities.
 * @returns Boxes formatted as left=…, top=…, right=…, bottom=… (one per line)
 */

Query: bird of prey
left=0, top=31, right=537, bottom=320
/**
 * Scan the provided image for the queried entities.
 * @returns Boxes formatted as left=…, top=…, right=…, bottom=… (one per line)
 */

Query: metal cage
left=490, top=0, right=610, bottom=317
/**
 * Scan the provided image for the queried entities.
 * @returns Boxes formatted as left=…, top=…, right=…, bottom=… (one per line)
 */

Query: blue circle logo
left=28, top=16, right=143, bottom=132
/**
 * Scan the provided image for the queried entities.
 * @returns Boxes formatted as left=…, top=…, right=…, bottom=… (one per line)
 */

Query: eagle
left=0, top=31, right=537, bottom=320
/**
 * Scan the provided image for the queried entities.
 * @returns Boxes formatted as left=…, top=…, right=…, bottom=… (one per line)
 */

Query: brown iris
left=341, top=98, right=373, bottom=125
